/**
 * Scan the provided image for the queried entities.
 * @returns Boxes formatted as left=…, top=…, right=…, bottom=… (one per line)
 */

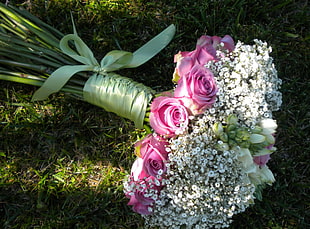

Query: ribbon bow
left=32, top=23, right=176, bottom=101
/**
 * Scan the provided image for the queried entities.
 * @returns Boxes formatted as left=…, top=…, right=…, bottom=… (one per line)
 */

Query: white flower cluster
left=142, top=40, right=282, bottom=228
left=205, top=40, right=282, bottom=127
left=144, top=131, right=255, bottom=228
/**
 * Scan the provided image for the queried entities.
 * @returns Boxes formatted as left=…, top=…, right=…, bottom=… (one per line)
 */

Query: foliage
left=1, top=0, right=309, bottom=228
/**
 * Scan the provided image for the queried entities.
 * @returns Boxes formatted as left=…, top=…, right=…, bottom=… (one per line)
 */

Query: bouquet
left=1, top=3, right=282, bottom=228
left=123, top=35, right=282, bottom=228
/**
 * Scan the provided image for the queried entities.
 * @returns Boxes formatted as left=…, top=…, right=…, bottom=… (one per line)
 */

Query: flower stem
left=0, top=73, right=84, bottom=95
left=0, top=59, right=49, bottom=74
left=0, top=35, right=71, bottom=66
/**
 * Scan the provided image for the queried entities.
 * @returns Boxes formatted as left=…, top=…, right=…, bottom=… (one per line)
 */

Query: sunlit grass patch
left=1, top=158, right=140, bottom=228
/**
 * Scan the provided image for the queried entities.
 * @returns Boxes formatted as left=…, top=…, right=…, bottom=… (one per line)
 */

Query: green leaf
left=250, top=134, right=266, bottom=143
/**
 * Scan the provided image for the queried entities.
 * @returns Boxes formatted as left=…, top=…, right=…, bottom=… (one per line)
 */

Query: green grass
left=1, top=0, right=309, bottom=228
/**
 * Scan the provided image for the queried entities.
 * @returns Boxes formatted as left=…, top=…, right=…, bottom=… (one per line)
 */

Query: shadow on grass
left=0, top=86, right=144, bottom=228
left=0, top=183, right=143, bottom=229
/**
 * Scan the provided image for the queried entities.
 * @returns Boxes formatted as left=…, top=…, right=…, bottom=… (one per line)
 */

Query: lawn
left=0, top=0, right=309, bottom=228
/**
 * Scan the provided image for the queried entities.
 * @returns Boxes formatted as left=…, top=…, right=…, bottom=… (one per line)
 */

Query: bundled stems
left=0, top=3, right=87, bottom=97
left=0, top=71, right=84, bottom=96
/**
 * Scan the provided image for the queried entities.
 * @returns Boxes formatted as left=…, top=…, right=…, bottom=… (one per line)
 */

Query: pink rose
left=253, top=154, right=271, bottom=167
left=174, top=64, right=217, bottom=115
left=130, top=157, right=148, bottom=181
left=197, top=35, right=235, bottom=53
left=127, top=190, right=154, bottom=215
left=131, top=202, right=152, bottom=215
left=150, top=96, right=189, bottom=137
left=128, top=189, right=154, bottom=206
left=127, top=177, right=162, bottom=215
left=135, top=134, right=168, bottom=158
left=135, top=134, right=169, bottom=177
left=173, top=49, right=215, bottom=82
left=173, top=35, right=234, bottom=82
left=142, top=145, right=167, bottom=177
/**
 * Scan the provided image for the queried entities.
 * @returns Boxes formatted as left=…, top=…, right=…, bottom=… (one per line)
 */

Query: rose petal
left=221, top=35, right=235, bottom=51
left=132, top=203, right=152, bottom=215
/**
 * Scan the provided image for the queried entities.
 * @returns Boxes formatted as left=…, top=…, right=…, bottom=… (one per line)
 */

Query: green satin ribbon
left=32, top=24, right=176, bottom=101
left=83, top=73, right=155, bottom=129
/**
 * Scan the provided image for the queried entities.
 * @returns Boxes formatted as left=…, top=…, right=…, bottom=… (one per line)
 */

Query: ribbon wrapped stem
left=83, top=73, right=155, bottom=129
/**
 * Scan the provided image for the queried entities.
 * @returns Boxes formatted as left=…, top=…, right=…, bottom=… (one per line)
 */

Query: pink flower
left=135, top=134, right=169, bottom=177
left=143, top=146, right=167, bottom=177
left=173, top=49, right=214, bottom=82
left=127, top=190, right=154, bottom=215
left=135, top=134, right=167, bottom=158
left=253, top=154, right=271, bottom=167
left=131, top=202, right=152, bottom=215
left=130, top=157, right=148, bottom=181
left=150, top=96, right=189, bottom=137
left=128, top=189, right=154, bottom=205
left=174, top=64, right=217, bottom=115
left=127, top=177, right=162, bottom=215
left=197, top=35, right=235, bottom=53
left=173, top=35, right=235, bottom=81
